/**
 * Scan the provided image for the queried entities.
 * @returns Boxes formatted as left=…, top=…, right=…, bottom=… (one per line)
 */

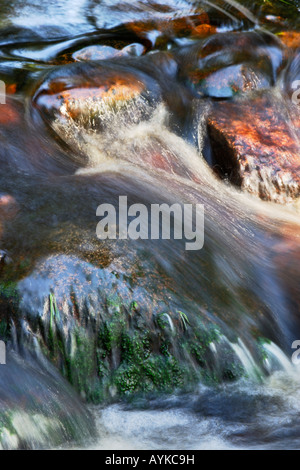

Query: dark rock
left=177, top=31, right=283, bottom=97
left=0, top=347, right=95, bottom=449
left=0, top=167, right=297, bottom=400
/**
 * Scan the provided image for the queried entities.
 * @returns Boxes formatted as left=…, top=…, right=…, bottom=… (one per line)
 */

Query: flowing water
left=0, top=0, right=300, bottom=450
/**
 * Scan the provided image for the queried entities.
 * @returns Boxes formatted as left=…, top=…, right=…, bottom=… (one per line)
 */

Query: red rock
left=6, top=84, right=17, bottom=95
left=278, top=31, right=300, bottom=50
left=0, top=100, right=21, bottom=125
left=191, top=24, right=216, bottom=39
left=207, top=94, right=300, bottom=203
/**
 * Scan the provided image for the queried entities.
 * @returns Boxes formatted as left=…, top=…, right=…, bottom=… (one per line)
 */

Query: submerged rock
left=207, top=93, right=300, bottom=203
left=177, top=31, right=283, bottom=98
left=33, top=61, right=162, bottom=129
left=126, top=12, right=213, bottom=43
left=3, top=252, right=266, bottom=400
left=0, top=166, right=297, bottom=401
left=0, top=347, right=95, bottom=449
left=72, top=43, right=146, bottom=62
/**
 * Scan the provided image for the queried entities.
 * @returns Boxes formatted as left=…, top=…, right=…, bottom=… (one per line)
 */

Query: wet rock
left=72, top=43, right=146, bottom=62
left=197, top=63, right=270, bottom=99
left=0, top=347, right=95, bottom=449
left=0, top=98, right=78, bottom=177
left=0, top=194, right=18, bottom=221
left=278, top=32, right=300, bottom=51
left=191, top=23, right=216, bottom=39
left=272, top=224, right=300, bottom=334
left=0, top=193, right=19, bottom=243
left=31, top=59, right=199, bottom=178
left=4, top=252, right=268, bottom=399
left=33, top=61, right=162, bottom=128
left=0, top=167, right=294, bottom=400
left=0, top=100, right=20, bottom=126
left=178, top=31, right=283, bottom=97
left=207, top=93, right=300, bottom=203
left=126, top=12, right=212, bottom=43
left=258, top=0, right=300, bottom=30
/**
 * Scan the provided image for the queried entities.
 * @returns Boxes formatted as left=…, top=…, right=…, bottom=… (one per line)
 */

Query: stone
left=33, top=61, right=162, bottom=127
left=72, top=43, right=145, bottom=62
left=278, top=31, right=300, bottom=50
left=177, top=31, right=283, bottom=97
left=207, top=94, right=300, bottom=203
left=126, top=12, right=211, bottom=41
left=0, top=348, right=95, bottom=449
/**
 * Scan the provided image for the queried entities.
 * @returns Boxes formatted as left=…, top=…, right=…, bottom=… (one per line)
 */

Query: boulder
left=177, top=31, right=283, bottom=98
left=0, top=346, right=95, bottom=449
left=207, top=93, right=300, bottom=203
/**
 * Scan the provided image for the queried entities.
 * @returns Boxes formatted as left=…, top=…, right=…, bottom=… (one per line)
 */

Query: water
left=85, top=371, right=300, bottom=450
left=0, top=0, right=300, bottom=450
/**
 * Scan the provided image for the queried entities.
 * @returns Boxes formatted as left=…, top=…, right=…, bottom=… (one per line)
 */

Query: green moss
left=67, top=329, right=96, bottom=398
left=0, top=321, right=9, bottom=341
left=0, top=281, right=19, bottom=301
left=33, top=292, right=264, bottom=402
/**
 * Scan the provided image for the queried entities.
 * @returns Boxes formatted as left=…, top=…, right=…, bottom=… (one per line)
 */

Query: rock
left=0, top=101, right=20, bottom=126
left=207, top=93, right=300, bottom=203
left=72, top=43, right=146, bottom=62
left=278, top=32, right=300, bottom=51
left=33, top=61, right=162, bottom=128
left=0, top=193, right=19, bottom=242
left=0, top=98, right=78, bottom=177
left=32, top=59, right=200, bottom=178
left=178, top=31, right=283, bottom=97
left=272, top=224, right=300, bottom=330
left=126, top=12, right=212, bottom=41
left=0, top=347, right=95, bottom=449
left=0, top=167, right=297, bottom=400
left=191, top=23, right=217, bottom=39
left=196, top=63, right=270, bottom=99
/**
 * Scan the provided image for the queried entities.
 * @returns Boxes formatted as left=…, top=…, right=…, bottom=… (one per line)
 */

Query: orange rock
left=57, top=81, right=145, bottom=120
left=191, top=24, right=217, bottom=39
left=127, top=12, right=211, bottom=39
left=207, top=94, right=300, bottom=203
left=6, top=84, right=17, bottom=95
left=278, top=32, right=300, bottom=50
left=33, top=62, right=162, bottom=128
